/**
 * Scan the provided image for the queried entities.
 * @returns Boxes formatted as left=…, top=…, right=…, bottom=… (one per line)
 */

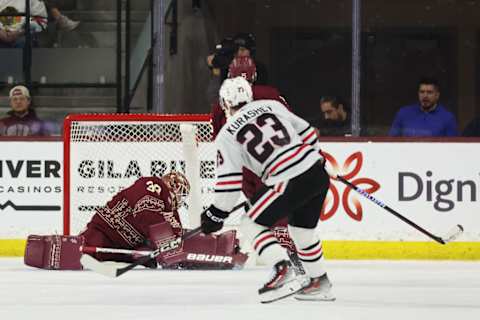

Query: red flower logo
left=320, top=152, right=380, bottom=221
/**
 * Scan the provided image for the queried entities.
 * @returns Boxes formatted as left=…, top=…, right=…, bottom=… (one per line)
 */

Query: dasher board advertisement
left=0, top=141, right=62, bottom=238
left=319, top=142, right=478, bottom=241
left=0, top=141, right=478, bottom=244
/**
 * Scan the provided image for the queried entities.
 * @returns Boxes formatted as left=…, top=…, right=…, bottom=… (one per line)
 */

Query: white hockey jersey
left=214, top=99, right=323, bottom=212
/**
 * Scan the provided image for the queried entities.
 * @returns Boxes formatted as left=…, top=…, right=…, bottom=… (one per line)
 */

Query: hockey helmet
left=228, top=56, right=257, bottom=83
left=162, top=171, right=190, bottom=210
left=219, top=76, right=253, bottom=116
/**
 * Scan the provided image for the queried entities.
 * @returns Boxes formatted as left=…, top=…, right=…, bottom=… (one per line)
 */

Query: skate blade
left=294, top=290, right=336, bottom=301
left=260, top=277, right=306, bottom=304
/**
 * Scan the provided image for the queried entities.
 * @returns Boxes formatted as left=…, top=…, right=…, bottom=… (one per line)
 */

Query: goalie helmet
left=219, top=76, right=253, bottom=116
left=162, top=171, right=190, bottom=210
left=228, top=56, right=257, bottom=83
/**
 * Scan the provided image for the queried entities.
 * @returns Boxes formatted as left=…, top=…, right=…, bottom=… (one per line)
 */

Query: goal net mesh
left=65, top=115, right=241, bottom=235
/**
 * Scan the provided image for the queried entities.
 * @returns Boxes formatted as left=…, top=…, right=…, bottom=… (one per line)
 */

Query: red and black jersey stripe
left=214, top=172, right=242, bottom=193
left=299, top=125, right=319, bottom=146
left=261, top=143, right=317, bottom=180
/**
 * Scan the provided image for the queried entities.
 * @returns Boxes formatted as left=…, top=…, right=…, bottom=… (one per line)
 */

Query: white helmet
left=219, top=76, right=253, bottom=116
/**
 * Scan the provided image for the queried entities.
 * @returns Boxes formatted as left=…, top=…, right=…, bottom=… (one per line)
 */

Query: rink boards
left=0, top=139, right=479, bottom=259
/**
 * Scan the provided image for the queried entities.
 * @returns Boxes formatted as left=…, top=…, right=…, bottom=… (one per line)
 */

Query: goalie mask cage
left=63, top=113, right=217, bottom=235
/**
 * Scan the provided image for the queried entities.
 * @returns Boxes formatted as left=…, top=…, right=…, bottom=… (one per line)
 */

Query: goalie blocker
left=24, top=222, right=248, bottom=270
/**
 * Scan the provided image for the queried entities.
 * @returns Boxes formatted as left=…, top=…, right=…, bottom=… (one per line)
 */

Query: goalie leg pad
left=149, top=222, right=248, bottom=269
left=158, top=230, right=248, bottom=270
left=81, top=226, right=138, bottom=264
left=24, top=235, right=85, bottom=270
left=149, top=222, right=183, bottom=265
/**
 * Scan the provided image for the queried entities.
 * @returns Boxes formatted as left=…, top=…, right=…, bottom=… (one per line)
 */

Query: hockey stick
left=81, top=201, right=249, bottom=277
left=336, top=175, right=464, bottom=244
left=81, top=226, right=202, bottom=277
left=81, top=246, right=153, bottom=257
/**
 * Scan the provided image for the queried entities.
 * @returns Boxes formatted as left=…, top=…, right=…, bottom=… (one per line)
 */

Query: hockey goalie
left=24, top=171, right=248, bottom=270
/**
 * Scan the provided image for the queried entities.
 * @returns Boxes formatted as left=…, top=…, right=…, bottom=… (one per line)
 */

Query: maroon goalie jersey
left=81, top=177, right=183, bottom=253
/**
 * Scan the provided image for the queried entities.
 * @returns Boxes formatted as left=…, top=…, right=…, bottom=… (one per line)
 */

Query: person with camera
left=206, top=32, right=268, bottom=84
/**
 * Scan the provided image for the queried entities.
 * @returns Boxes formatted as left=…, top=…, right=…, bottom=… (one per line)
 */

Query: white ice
left=1, top=258, right=479, bottom=320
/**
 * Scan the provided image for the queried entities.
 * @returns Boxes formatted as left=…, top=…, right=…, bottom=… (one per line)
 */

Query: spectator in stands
left=0, top=85, right=50, bottom=136
left=0, top=1, right=48, bottom=48
left=462, top=116, right=480, bottom=137
left=0, top=6, right=24, bottom=47
left=43, top=1, right=79, bottom=31
left=389, top=77, right=458, bottom=137
left=317, top=96, right=351, bottom=136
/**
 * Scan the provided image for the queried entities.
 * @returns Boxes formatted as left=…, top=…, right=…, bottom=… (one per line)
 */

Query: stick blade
left=80, top=254, right=122, bottom=278
left=443, top=224, right=464, bottom=243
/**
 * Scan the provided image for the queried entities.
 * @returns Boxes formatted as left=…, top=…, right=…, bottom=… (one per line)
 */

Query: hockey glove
left=324, top=159, right=338, bottom=179
left=200, top=205, right=230, bottom=234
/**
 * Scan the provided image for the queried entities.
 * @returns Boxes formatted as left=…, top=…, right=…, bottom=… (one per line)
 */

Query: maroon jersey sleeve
left=84, top=177, right=182, bottom=249
left=211, top=102, right=227, bottom=139
left=252, top=85, right=291, bottom=111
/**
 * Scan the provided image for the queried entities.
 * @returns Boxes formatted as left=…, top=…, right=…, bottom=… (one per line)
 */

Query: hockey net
left=63, top=113, right=232, bottom=235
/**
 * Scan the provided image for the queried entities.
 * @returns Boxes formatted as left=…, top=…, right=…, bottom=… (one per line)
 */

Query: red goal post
left=63, top=113, right=216, bottom=235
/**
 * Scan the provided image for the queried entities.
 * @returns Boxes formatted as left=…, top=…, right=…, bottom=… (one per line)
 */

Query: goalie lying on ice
left=24, top=171, right=248, bottom=270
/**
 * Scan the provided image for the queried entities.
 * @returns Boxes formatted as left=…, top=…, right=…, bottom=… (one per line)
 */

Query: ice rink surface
left=1, top=258, right=479, bottom=320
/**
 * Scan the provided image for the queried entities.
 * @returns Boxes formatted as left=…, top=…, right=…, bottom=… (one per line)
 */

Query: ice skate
left=295, top=273, right=336, bottom=301
left=259, top=260, right=309, bottom=303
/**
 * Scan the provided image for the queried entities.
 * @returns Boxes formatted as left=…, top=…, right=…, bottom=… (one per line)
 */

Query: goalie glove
left=200, top=205, right=230, bottom=234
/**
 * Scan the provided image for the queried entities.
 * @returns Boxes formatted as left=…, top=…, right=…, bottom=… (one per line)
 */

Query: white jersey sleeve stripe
left=262, top=143, right=303, bottom=177
left=265, top=144, right=314, bottom=177
left=217, top=172, right=243, bottom=178
left=215, top=173, right=242, bottom=192
left=216, top=180, right=242, bottom=186
left=270, top=148, right=317, bottom=178
left=298, top=125, right=311, bottom=136
left=302, top=128, right=318, bottom=145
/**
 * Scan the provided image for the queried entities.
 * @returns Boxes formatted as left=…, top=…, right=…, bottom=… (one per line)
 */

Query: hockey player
left=24, top=171, right=247, bottom=270
left=79, top=172, right=189, bottom=265
left=211, top=56, right=301, bottom=269
left=211, top=55, right=289, bottom=140
left=211, top=55, right=290, bottom=206
left=200, top=77, right=336, bottom=303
